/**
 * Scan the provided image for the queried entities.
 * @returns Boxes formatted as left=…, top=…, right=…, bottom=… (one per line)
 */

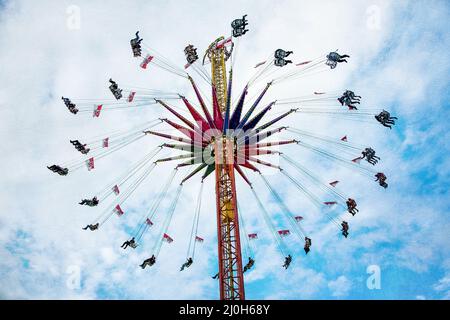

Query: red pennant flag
left=254, top=61, right=266, bottom=68
left=112, top=185, right=120, bottom=195
left=86, top=157, right=95, bottom=171
left=294, top=216, right=303, bottom=222
left=184, top=62, right=192, bottom=69
left=114, top=204, right=124, bottom=216
left=329, top=180, right=339, bottom=187
left=341, top=135, right=348, bottom=142
left=278, top=229, right=291, bottom=237
left=195, top=236, right=204, bottom=243
left=102, top=137, right=109, bottom=148
left=145, top=218, right=153, bottom=226
left=216, top=36, right=232, bottom=49
left=128, top=91, right=136, bottom=103
left=163, top=233, right=173, bottom=243
left=93, top=105, right=103, bottom=118
left=352, top=157, right=362, bottom=164
left=140, top=55, right=154, bottom=69
left=324, top=201, right=337, bottom=206
left=296, top=60, right=312, bottom=66
left=248, top=233, right=258, bottom=240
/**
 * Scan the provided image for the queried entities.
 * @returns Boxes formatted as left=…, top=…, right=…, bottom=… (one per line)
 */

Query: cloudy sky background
left=0, top=0, right=449, bottom=299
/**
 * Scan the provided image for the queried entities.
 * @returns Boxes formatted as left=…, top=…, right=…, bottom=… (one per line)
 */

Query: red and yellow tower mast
left=206, top=36, right=245, bottom=300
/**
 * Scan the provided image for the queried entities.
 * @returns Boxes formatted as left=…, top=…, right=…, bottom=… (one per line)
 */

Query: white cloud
left=328, top=275, right=352, bottom=298
left=433, top=274, right=450, bottom=300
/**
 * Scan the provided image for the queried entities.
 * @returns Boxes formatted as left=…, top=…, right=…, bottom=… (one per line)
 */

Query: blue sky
left=0, top=0, right=449, bottom=300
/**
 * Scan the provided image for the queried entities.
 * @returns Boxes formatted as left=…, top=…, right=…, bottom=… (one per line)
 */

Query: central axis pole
left=214, top=137, right=245, bottom=300
left=206, top=36, right=245, bottom=300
